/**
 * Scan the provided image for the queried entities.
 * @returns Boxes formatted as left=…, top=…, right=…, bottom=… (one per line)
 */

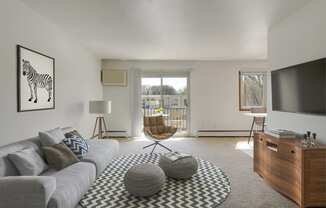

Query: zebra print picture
left=17, top=45, right=55, bottom=112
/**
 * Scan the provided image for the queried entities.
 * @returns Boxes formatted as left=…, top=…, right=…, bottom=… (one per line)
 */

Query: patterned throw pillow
left=64, top=130, right=84, bottom=140
left=62, top=136, right=89, bottom=159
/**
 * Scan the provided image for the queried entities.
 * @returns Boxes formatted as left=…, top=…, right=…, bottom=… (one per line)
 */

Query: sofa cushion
left=7, top=148, right=48, bottom=176
left=43, top=143, right=79, bottom=170
left=82, top=139, right=119, bottom=176
left=42, top=162, right=96, bottom=208
left=39, top=128, right=65, bottom=146
left=62, top=137, right=89, bottom=159
left=0, top=137, right=41, bottom=177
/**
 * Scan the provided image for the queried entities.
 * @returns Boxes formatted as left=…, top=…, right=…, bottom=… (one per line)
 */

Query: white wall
left=102, top=60, right=268, bottom=136
left=0, top=0, right=102, bottom=145
left=268, top=0, right=326, bottom=143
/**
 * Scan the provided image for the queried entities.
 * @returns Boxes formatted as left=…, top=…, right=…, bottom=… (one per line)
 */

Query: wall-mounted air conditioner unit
left=101, top=69, right=128, bottom=86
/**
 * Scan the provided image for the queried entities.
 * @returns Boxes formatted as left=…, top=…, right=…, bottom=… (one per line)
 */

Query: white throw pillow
left=8, top=148, right=48, bottom=176
left=39, top=127, right=65, bottom=146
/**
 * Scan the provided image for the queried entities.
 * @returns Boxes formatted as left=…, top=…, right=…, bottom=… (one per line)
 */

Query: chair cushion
left=152, top=133, right=174, bottom=140
left=43, top=162, right=96, bottom=208
left=62, top=137, right=89, bottom=159
left=82, top=139, right=119, bottom=176
left=43, top=143, right=79, bottom=170
left=7, top=148, right=48, bottom=176
left=150, top=126, right=158, bottom=134
left=157, top=125, right=165, bottom=134
left=143, top=115, right=177, bottom=140
left=144, top=124, right=177, bottom=140
left=144, top=116, right=165, bottom=127
left=39, top=128, right=65, bottom=146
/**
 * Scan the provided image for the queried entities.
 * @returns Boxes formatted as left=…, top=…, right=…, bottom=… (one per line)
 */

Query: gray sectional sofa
left=0, top=127, right=119, bottom=208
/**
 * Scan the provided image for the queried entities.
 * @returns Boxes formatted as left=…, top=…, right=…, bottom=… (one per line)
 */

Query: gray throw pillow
left=8, top=148, right=48, bottom=176
left=39, top=127, right=65, bottom=146
left=43, top=143, right=79, bottom=170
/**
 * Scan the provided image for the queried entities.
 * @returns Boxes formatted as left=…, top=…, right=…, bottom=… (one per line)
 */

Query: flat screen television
left=271, top=58, right=326, bottom=115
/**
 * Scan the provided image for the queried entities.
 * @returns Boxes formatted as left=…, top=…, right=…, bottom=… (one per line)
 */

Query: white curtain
left=130, top=68, right=142, bottom=137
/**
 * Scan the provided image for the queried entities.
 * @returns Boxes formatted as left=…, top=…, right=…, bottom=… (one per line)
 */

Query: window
left=239, top=71, right=267, bottom=111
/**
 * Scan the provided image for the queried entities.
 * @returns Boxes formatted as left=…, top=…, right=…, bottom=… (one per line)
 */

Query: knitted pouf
left=159, top=154, right=198, bottom=179
left=124, top=163, right=166, bottom=197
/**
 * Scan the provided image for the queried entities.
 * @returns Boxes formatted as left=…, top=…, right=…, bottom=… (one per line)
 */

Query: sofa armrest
left=0, top=176, right=56, bottom=208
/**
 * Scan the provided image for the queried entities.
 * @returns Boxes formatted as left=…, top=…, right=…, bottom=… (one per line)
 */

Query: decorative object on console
left=312, top=132, right=317, bottom=145
left=265, top=129, right=297, bottom=138
left=89, top=100, right=111, bottom=139
left=17, top=45, right=55, bottom=112
left=79, top=153, right=231, bottom=208
left=302, top=131, right=318, bottom=147
left=42, top=143, right=79, bottom=170
left=7, top=148, right=48, bottom=176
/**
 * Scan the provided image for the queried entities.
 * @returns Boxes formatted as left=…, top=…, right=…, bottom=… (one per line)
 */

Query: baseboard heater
left=197, top=130, right=251, bottom=137
left=106, top=130, right=128, bottom=138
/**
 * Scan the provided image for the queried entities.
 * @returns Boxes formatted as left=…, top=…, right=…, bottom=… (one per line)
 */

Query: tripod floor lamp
left=89, top=100, right=111, bottom=139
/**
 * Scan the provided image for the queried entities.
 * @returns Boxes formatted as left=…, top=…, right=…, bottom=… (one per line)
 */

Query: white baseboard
left=197, top=130, right=251, bottom=137
left=106, top=131, right=128, bottom=137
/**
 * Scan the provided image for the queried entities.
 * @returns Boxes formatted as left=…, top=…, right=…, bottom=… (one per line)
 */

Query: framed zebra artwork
left=17, top=45, right=55, bottom=112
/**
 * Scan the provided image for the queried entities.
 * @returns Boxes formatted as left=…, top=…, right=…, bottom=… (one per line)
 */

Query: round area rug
left=79, top=153, right=231, bottom=208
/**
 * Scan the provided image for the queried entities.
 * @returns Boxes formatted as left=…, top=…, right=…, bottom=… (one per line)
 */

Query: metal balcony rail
left=142, top=107, right=187, bottom=131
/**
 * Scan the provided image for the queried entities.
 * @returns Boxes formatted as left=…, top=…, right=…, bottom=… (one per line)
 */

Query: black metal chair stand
left=143, top=141, right=172, bottom=154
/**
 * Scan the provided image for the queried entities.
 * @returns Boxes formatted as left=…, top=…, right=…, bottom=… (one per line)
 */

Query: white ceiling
left=20, top=0, right=310, bottom=60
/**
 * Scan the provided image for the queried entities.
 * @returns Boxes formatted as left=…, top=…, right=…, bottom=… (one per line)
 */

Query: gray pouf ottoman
left=124, top=163, right=166, bottom=197
left=159, top=154, right=198, bottom=179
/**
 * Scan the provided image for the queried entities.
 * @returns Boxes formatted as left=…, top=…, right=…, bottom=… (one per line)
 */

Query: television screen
left=271, top=58, right=326, bottom=115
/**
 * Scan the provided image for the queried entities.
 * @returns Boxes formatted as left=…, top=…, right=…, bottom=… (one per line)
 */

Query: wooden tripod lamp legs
left=92, top=116, right=108, bottom=139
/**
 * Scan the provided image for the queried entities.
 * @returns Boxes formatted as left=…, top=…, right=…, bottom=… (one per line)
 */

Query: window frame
left=238, top=71, right=267, bottom=111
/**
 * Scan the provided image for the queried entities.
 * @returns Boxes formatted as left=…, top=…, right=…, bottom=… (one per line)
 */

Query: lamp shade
left=89, top=100, right=111, bottom=114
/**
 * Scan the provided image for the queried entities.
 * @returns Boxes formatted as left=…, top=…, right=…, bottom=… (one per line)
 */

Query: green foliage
left=142, top=85, right=178, bottom=95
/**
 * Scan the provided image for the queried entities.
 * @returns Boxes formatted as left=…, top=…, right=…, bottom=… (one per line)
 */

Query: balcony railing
left=143, top=107, right=187, bottom=131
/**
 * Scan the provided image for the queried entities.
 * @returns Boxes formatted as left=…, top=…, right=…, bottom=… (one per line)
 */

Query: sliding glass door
left=141, top=74, right=189, bottom=135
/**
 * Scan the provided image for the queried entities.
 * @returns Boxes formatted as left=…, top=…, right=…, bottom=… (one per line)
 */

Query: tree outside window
left=239, top=71, right=267, bottom=111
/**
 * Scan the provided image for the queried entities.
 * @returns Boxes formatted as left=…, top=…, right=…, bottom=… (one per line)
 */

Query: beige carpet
left=117, top=137, right=297, bottom=208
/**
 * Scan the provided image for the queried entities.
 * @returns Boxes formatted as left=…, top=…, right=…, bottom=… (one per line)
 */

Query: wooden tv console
left=253, top=132, right=326, bottom=208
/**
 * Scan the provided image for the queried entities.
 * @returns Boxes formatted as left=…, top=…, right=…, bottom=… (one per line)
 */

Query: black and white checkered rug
left=79, top=153, right=231, bottom=208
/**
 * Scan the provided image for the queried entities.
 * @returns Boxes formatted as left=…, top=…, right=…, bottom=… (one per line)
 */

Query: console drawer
left=278, top=143, right=298, bottom=163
